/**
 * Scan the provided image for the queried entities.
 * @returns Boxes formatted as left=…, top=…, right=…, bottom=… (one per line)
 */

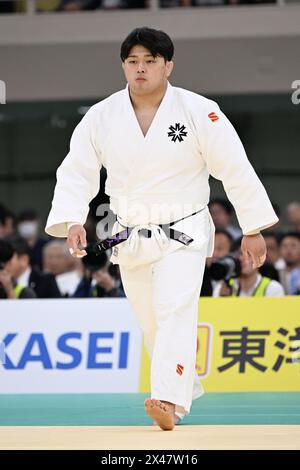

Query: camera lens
left=210, top=255, right=241, bottom=281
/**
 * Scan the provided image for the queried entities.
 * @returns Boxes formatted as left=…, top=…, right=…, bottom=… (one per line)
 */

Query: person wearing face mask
left=17, top=209, right=50, bottom=271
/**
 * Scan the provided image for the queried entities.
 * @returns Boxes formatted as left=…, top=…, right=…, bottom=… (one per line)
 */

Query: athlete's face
left=122, top=45, right=173, bottom=95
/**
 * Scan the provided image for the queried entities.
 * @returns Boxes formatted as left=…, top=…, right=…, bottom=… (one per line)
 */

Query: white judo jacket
left=45, top=81, right=278, bottom=266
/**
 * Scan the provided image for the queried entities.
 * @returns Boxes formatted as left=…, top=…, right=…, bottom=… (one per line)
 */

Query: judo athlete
left=45, top=27, right=279, bottom=431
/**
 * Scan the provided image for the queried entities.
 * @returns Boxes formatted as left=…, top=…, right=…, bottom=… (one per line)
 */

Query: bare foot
left=152, top=415, right=181, bottom=426
left=144, top=398, right=175, bottom=431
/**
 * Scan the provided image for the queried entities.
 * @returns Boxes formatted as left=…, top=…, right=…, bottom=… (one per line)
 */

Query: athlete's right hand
left=67, top=224, right=87, bottom=258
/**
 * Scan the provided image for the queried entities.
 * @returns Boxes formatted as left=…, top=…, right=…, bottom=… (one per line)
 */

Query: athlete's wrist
left=67, top=222, right=82, bottom=231
left=244, top=230, right=261, bottom=236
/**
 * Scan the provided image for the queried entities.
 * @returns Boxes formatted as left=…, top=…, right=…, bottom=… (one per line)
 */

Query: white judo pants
left=119, top=243, right=208, bottom=418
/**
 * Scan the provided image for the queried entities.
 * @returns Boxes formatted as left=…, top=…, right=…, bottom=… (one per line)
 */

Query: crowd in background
left=0, top=198, right=300, bottom=299
left=203, top=199, right=300, bottom=298
left=0, top=0, right=277, bottom=14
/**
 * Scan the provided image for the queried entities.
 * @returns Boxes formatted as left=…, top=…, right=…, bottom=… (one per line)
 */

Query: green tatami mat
left=0, top=392, right=299, bottom=426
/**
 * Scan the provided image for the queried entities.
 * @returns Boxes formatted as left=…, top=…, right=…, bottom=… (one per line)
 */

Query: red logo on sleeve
left=176, top=364, right=184, bottom=376
left=208, top=112, right=219, bottom=122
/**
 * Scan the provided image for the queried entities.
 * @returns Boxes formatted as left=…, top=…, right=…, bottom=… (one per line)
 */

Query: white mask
left=18, top=221, right=39, bottom=239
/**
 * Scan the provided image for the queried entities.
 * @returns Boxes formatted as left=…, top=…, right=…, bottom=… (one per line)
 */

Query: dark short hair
left=263, top=231, right=282, bottom=245
left=120, top=27, right=174, bottom=62
left=0, top=205, right=7, bottom=226
left=279, top=231, right=300, bottom=245
left=0, top=239, right=14, bottom=264
left=17, top=209, right=39, bottom=223
left=215, top=228, right=234, bottom=245
left=0, top=204, right=15, bottom=226
left=209, top=198, right=234, bottom=216
left=6, top=236, right=31, bottom=257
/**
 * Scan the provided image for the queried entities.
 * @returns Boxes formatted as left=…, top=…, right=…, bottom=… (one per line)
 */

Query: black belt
left=88, top=208, right=205, bottom=256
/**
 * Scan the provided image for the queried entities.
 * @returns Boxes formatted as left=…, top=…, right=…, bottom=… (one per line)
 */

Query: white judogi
left=45, top=80, right=278, bottom=419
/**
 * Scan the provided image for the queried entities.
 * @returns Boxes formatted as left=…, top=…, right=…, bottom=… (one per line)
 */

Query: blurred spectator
left=286, top=202, right=300, bottom=233
left=258, top=261, right=280, bottom=282
left=213, top=237, right=284, bottom=297
left=0, top=204, right=15, bottom=239
left=17, top=209, right=49, bottom=270
left=73, top=250, right=125, bottom=297
left=8, top=236, right=61, bottom=298
left=60, top=0, right=102, bottom=10
left=289, top=268, right=300, bottom=296
left=208, top=198, right=242, bottom=241
left=0, top=239, right=36, bottom=299
left=207, top=228, right=233, bottom=267
left=263, top=231, right=285, bottom=271
left=43, top=240, right=81, bottom=296
left=91, top=266, right=125, bottom=297
left=279, top=232, right=300, bottom=294
left=108, top=263, right=125, bottom=293
left=202, top=228, right=233, bottom=297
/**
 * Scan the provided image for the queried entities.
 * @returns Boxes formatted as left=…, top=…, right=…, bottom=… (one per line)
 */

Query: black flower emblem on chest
left=167, top=123, right=188, bottom=142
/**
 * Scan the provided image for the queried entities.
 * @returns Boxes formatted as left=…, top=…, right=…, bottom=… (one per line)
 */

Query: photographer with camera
left=0, top=239, right=36, bottom=299
left=73, top=249, right=125, bottom=298
left=211, top=237, right=284, bottom=297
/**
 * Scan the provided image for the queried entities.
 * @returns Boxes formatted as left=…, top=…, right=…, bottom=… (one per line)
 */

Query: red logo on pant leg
left=176, top=364, right=184, bottom=376
left=208, top=112, right=219, bottom=122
